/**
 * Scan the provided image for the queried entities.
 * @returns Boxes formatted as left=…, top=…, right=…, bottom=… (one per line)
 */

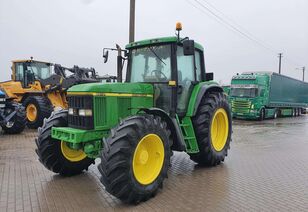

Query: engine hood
left=67, top=82, right=154, bottom=95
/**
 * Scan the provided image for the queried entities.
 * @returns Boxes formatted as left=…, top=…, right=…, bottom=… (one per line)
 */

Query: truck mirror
left=205, top=72, right=214, bottom=81
left=183, top=40, right=195, bottom=55
left=103, top=50, right=109, bottom=63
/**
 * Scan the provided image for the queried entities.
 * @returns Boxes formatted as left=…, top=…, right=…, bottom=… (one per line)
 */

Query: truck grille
left=67, top=95, right=94, bottom=130
left=231, top=100, right=251, bottom=113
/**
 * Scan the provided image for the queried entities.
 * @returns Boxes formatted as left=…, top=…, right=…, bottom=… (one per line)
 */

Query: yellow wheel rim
left=133, top=134, right=165, bottom=185
left=210, top=108, right=229, bottom=152
left=60, top=141, right=87, bottom=162
left=26, top=104, right=37, bottom=122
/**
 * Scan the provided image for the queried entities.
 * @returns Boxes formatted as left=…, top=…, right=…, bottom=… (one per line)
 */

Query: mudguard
left=186, top=82, right=223, bottom=117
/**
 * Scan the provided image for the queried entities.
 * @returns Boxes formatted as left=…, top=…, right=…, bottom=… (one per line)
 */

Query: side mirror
left=205, top=72, right=214, bottom=81
left=103, top=50, right=109, bottom=63
left=183, top=40, right=195, bottom=56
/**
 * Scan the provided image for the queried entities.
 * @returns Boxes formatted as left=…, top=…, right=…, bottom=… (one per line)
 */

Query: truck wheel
left=35, top=110, right=94, bottom=176
left=273, top=110, right=278, bottom=119
left=292, top=109, right=296, bottom=117
left=259, top=108, right=265, bottom=121
left=190, top=92, right=232, bottom=166
left=98, top=114, right=172, bottom=204
left=1, top=102, right=26, bottom=134
left=23, top=96, right=53, bottom=129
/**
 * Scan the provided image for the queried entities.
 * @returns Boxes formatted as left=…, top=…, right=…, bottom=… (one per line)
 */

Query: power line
left=185, top=0, right=303, bottom=67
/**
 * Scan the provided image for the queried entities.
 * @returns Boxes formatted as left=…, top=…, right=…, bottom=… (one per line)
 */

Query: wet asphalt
left=0, top=115, right=307, bottom=211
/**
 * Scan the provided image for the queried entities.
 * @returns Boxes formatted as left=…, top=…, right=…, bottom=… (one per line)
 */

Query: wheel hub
left=211, top=108, right=229, bottom=152
left=133, top=134, right=165, bottom=185
left=60, top=141, right=87, bottom=162
left=26, top=104, right=37, bottom=122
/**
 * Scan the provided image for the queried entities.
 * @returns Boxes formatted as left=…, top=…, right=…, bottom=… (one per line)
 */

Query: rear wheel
left=35, top=110, right=94, bottom=176
left=98, top=114, right=172, bottom=204
left=1, top=102, right=26, bottom=134
left=273, top=110, right=278, bottom=119
left=190, top=92, right=231, bottom=166
left=23, top=96, right=53, bottom=129
left=259, top=108, right=265, bottom=121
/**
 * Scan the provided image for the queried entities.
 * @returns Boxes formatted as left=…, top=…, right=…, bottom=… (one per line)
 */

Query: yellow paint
left=60, top=141, right=87, bottom=162
left=67, top=92, right=153, bottom=98
left=132, top=134, right=165, bottom=185
left=210, top=108, right=229, bottom=151
left=26, top=104, right=37, bottom=122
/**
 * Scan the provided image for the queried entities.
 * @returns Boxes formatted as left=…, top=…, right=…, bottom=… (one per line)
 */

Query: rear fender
left=186, top=82, right=223, bottom=117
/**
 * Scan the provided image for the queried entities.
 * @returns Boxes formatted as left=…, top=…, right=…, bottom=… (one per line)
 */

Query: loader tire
left=1, top=102, right=26, bottom=134
left=98, top=114, right=172, bottom=204
left=35, top=110, right=94, bottom=176
left=23, top=96, right=53, bottom=129
left=190, top=92, right=232, bottom=166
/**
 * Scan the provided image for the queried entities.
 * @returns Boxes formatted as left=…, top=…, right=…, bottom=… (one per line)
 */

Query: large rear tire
left=98, top=114, right=172, bottom=204
left=190, top=92, right=232, bottom=166
left=35, top=110, right=94, bottom=176
left=23, top=96, right=53, bottom=129
left=1, top=102, right=26, bottom=134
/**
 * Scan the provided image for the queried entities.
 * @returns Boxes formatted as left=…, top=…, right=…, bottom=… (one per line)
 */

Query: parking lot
left=0, top=116, right=308, bottom=211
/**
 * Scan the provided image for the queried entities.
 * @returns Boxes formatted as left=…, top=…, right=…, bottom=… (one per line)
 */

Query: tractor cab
left=12, top=59, right=52, bottom=88
left=126, top=37, right=208, bottom=116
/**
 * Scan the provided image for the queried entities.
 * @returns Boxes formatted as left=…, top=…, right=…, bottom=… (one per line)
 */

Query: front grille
left=68, top=95, right=94, bottom=130
left=231, top=100, right=251, bottom=113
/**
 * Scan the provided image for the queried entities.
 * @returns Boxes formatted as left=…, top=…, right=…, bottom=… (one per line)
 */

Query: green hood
left=67, top=82, right=154, bottom=94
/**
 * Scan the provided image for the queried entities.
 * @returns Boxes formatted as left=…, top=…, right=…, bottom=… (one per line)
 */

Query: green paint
left=176, top=115, right=199, bottom=154
left=186, top=81, right=219, bottom=117
left=125, top=36, right=204, bottom=51
left=68, top=82, right=153, bottom=94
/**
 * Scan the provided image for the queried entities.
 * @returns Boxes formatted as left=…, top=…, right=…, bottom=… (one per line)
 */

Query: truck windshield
left=230, top=88, right=258, bottom=98
left=129, top=45, right=172, bottom=83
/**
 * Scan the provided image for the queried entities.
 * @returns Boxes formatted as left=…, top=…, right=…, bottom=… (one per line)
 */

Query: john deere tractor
left=0, top=90, right=26, bottom=134
left=0, top=59, right=99, bottom=128
left=36, top=24, right=232, bottom=204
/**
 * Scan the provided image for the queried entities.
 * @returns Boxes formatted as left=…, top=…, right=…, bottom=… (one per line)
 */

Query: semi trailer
left=230, top=72, right=308, bottom=120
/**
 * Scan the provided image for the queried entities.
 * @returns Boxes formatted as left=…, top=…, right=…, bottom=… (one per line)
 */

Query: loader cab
left=12, top=60, right=52, bottom=88
left=126, top=36, right=208, bottom=116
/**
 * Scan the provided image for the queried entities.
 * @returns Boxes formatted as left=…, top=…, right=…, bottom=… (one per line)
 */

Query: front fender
left=186, top=82, right=223, bottom=117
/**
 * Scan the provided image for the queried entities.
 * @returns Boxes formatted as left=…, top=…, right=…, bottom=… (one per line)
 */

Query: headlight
left=68, top=108, right=74, bottom=115
left=0, top=98, right=5, bottom=102
left=251, top=104, right=254, bottom=109
left=78, top=109, right=92, bottom=116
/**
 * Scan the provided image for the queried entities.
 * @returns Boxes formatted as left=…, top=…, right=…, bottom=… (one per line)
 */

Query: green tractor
left=36, top=24, right=232, bottom=204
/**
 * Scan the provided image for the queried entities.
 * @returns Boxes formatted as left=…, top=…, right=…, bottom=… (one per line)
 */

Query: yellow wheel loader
left=0, top=59, right=100, bottom=128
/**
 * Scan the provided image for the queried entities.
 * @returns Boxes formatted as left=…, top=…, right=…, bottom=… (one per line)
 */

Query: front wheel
left=35, top=110, right=94, bottom=176
left=190, top=92, right=232, bottom=166
left=1, top=102, right=26, bottom=134
left=98, top=114, right=172, bottom=204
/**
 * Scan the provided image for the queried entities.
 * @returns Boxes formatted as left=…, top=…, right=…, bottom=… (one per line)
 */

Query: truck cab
left=229, top=72, right=269, bottom=119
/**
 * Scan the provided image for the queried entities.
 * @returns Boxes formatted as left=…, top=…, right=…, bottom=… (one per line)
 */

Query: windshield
left=230, top=88, right=259, bottom=98
left=26, top=62, right=52, bottom=80
left=129, top=45, right=171, bottom=82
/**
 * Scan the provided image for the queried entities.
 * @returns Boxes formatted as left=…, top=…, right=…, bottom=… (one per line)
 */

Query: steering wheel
left=151, top=70, right=167, bottom=81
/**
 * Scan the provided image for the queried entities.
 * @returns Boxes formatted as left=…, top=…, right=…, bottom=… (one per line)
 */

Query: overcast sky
left=0, top=0, right=307, bottom=84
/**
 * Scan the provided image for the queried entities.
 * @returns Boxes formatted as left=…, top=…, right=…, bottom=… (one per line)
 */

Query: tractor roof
left=12, top=59, right=52, bottom=65
left=125, top=36, right=204, bottom=51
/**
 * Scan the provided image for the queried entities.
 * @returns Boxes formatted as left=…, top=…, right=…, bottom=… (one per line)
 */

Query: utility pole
left=302, top=66, right=305, bottom=81
left=278, top=53, right=283, bottom=74
left=129, top=0, right=136, bottom=43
